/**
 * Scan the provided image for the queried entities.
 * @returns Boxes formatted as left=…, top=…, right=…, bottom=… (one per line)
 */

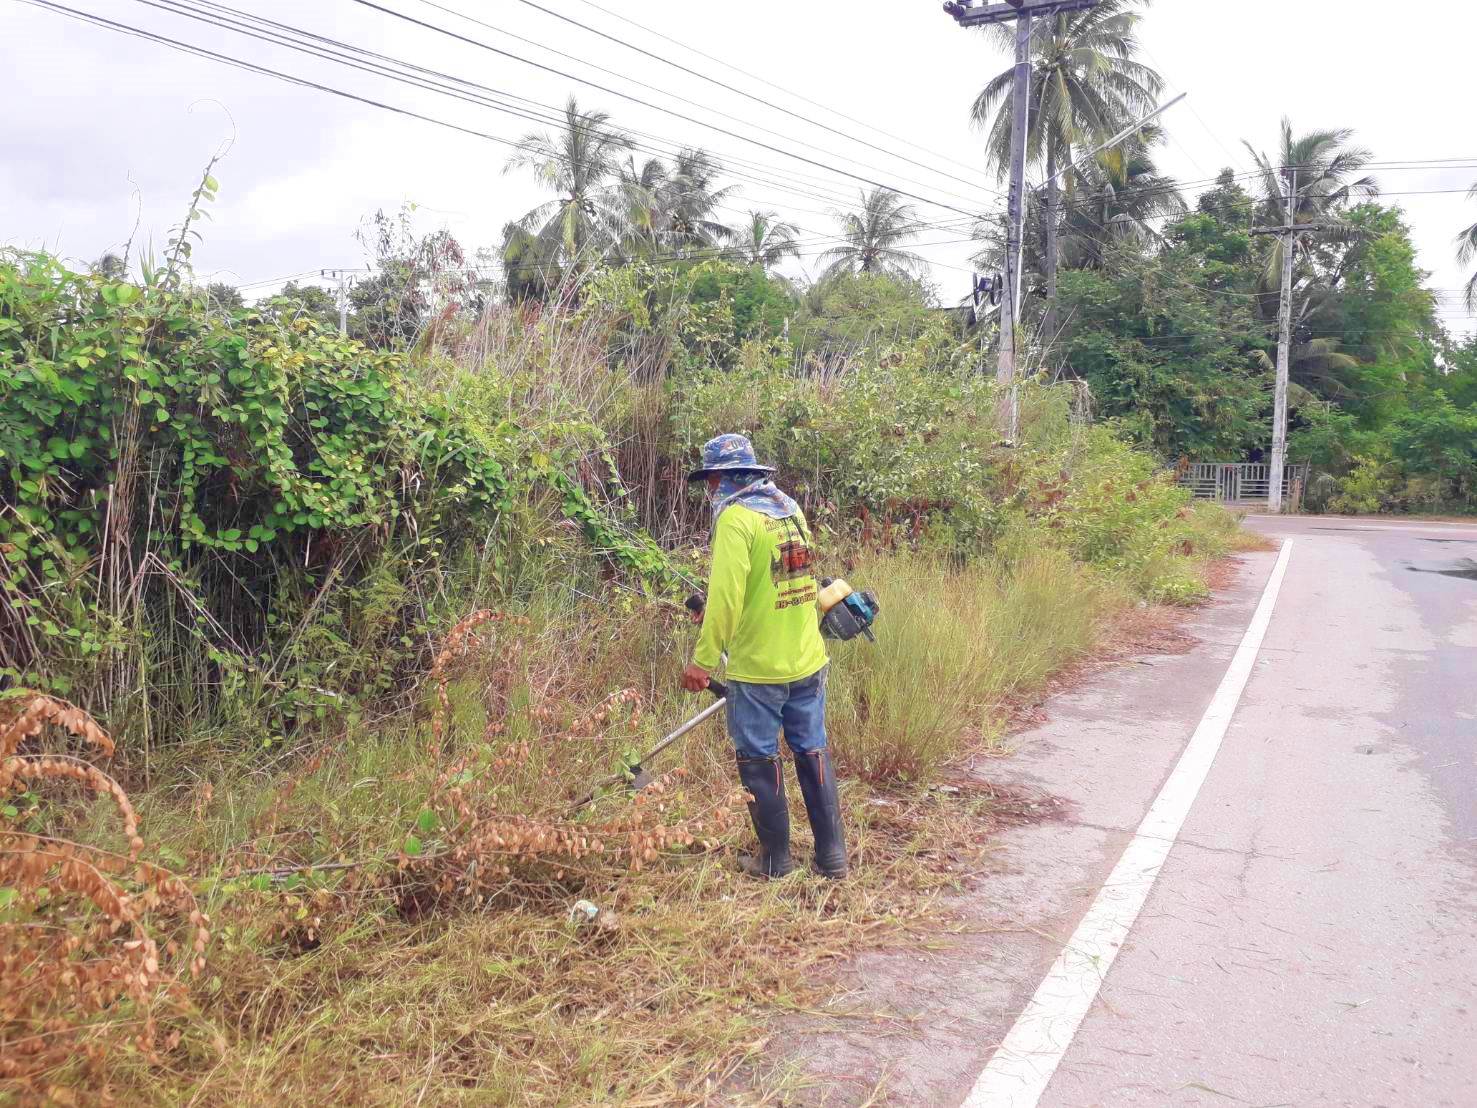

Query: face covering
left=710, top=473, right=801, bottom=526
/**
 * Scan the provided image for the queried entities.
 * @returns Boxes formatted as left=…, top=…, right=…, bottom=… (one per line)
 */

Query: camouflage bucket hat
left=685, top=433, right=776, bottom=482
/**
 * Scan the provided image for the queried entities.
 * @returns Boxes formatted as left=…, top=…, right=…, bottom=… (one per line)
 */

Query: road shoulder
left=774, top=550, right=1279, bottom=1105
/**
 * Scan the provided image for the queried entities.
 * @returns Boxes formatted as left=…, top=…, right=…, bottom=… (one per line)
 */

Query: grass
left=102, top=740, right=1016, bottom=1105
left=22, top=515, right=1247, bottom=1105
left=827, top=548, right=1106, bottom=779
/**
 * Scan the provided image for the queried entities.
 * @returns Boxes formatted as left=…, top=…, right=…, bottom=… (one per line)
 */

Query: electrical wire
left=566, top=0, right=999, bottom=185
left=29, top=0, right=997, bottom=276
left=344, top=0, right=985, bottom=218
left=495, top=0, right=1007, bottom=200
left=126, top=0, right=900, bottom=218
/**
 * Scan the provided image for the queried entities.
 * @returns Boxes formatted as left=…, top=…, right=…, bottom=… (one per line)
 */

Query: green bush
left=0, top=249, right=508, bottom=734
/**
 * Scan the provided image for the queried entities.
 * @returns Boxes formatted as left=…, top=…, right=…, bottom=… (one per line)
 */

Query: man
left=681, top=433, right=847, bottom=880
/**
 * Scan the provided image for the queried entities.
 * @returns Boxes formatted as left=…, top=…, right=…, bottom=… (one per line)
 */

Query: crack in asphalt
left=1059, top=817, right=1289, bottom=862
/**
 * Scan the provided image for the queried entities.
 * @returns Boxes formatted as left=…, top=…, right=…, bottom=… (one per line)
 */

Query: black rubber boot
left=735, top=754, right=795, bottom=879
left=793, top=749, right=849, bottom=879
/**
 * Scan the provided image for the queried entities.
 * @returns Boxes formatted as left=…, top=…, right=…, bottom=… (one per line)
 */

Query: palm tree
left=1457, top=184, right=1477, bottom=311
left=972, top=1, right=1163, bottom=335
left=614, top=148, right=735, bottom=261
left=656, top=148, right=736, bottom=254
left=738, top=211, right=801, bottom=270
left=1060, top=129, right=1185, bottom=270
left=617, top=155, right=670, bottom=260
left=1241, top=119, right=1380, bottom=378
left=503, top=96, right=634, bottom=272
left=499, top=220, right=563, bottom=302
left=1243, top=118, right=1379, bottom=287
left=817, top=188, right=924, bottom=282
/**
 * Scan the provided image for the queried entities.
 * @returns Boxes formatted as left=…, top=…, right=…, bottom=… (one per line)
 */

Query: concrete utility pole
left=1252, top=171, right=1330, bottom=513
left=320, top=268, right=356, bottom=335
left=943, top=0, right=1101, bottom=439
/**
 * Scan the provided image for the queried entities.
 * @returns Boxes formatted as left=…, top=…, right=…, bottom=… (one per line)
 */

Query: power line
left=127, top=0, right=896, bottom=218
left=23, top=0, right=989, bottom=281
left=344, top=0, right=985, bottom=219
left=145, top=0, right=1008, bottom=222
left=566, top=0, right=1002, bottom=187
left=494, top=0, right=1007, bottom=201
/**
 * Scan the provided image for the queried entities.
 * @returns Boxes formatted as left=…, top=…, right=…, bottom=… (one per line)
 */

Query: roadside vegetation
left=0, top=188, right=1258, bottom=1100
left=0, top=4, right=1295, bottom=1096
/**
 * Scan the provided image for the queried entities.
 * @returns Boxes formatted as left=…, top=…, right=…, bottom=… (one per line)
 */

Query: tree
left=1244, top=119, right=1379, bottom=227
left=737, top=210, right=801, bottom=270
left=1054, top=238, right=1267, bottom=458
left=350, top=207, right=480, bottom=348
left=91, top=253, right=127, bottom=280
left=499, top=221, right=563, bottom=302
left=817, top=188, right=924, bottom=282
left=1242, top=118, right=1379, bottom=287
left=203, top=281, right=244, bottom=312
left=1456, top=183, right=1477, bottom=310
left=793, top=272, right=947, bottom=357
left=654, top=148, right=735, bottom=255
left=1060, top=129, right=1185, bottom=271
left=972, top=1, right=1163, bottom=339
left=617, top=155, right=671, bottom=261
left=503, top=96, right=634, bottom=272
left=268, top=280, right=339, bottom=330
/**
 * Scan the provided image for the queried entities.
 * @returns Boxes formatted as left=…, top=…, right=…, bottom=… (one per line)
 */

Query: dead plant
left=0, top=693, right=208, bottom=1100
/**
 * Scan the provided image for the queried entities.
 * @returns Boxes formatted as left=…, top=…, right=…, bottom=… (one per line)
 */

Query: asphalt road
left=783, top=515, right=1477, bottom=1107
left=1038, top=514, right=1477, bottom=1107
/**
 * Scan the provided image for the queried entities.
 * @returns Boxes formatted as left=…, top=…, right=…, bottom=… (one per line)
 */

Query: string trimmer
left=567, top=678, right=728, bottom=815
left=565, top=577, right=879, bottom=815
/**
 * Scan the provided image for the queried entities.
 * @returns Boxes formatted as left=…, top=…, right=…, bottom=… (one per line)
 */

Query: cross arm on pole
left=943, top=0, right=1099, bottom=26
left=1250, top=224, right=1335, bottom=236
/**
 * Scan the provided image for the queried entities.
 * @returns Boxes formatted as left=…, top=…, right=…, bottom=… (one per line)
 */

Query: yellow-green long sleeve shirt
left=693, top=505, right=828, bottom=684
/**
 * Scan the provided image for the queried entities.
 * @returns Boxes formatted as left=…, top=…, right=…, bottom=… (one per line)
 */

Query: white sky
left=3, top=0, right=1474, bottom=333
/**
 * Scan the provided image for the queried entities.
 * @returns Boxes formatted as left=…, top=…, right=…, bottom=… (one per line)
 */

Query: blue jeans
left=725, top=666, right=829, bottom=760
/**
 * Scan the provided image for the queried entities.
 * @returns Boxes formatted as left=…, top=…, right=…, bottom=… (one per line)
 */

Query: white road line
left=960, top=540, right=1295, bottom=1108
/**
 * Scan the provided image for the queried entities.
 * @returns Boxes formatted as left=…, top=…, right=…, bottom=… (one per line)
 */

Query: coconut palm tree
left=657, top=149, right=736, bottom=255
left=738, top=211, right=801, bottom=270
left=1060, top=129, right=1185, bottom=270
left=617, top=155, right=670, bottom=261
left=503, top=96, right=634, bottom=271
left=972, top=1, right=1164, bottom=335
left=1243, top=118, right=1379, bottom=229
left=817, top=188, right=924, bottom=282
left=1242, top=119, right=1381, bottom=359
left=1457, top=184, right=1477, bottom=311
left=614, top=148, right=735, bottom=261
left=1243, top=118, right=1379, bottom=286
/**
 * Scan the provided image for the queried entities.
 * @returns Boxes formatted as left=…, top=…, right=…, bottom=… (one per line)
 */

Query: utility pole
left=1252, top=170, right=1330, bottom=513
left=320, top=268, right=357, bottom=335
left=943, top=0, right=1101, bottom=439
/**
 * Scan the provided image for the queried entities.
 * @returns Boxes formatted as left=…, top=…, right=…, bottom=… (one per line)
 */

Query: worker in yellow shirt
left=680, top=434, right=847, bottom=880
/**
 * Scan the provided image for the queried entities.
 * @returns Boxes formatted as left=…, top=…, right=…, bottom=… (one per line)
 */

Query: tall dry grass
left=826, top=548, right=1107, bottom=781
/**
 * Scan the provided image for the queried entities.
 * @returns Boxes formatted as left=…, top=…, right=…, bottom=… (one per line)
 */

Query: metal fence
left=1178, top=462, right=1309, bottom=507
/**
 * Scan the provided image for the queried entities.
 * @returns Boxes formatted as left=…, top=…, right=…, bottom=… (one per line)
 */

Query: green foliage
left=0, top=247, right=513, bottom=736
left=687, top=261, right=794, bottom=344
left=1330, top=453, right=1399, bottom=514
left=1388, top=392, right=1477, bottom=503
left=266, top=280, right=340, bottom=331
left=0, top=251, right=506, bottom=564
left=576, top=258, right=796, bottom=376
left=1055, top=242, right=1268, bottom=459
left=792, top=272, right=954, bottom=358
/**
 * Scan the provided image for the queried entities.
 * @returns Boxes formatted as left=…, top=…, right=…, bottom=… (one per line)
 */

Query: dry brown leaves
left=0, top=694, right=208, bottom=1100
left=399, top=612, right=748, bottom=907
